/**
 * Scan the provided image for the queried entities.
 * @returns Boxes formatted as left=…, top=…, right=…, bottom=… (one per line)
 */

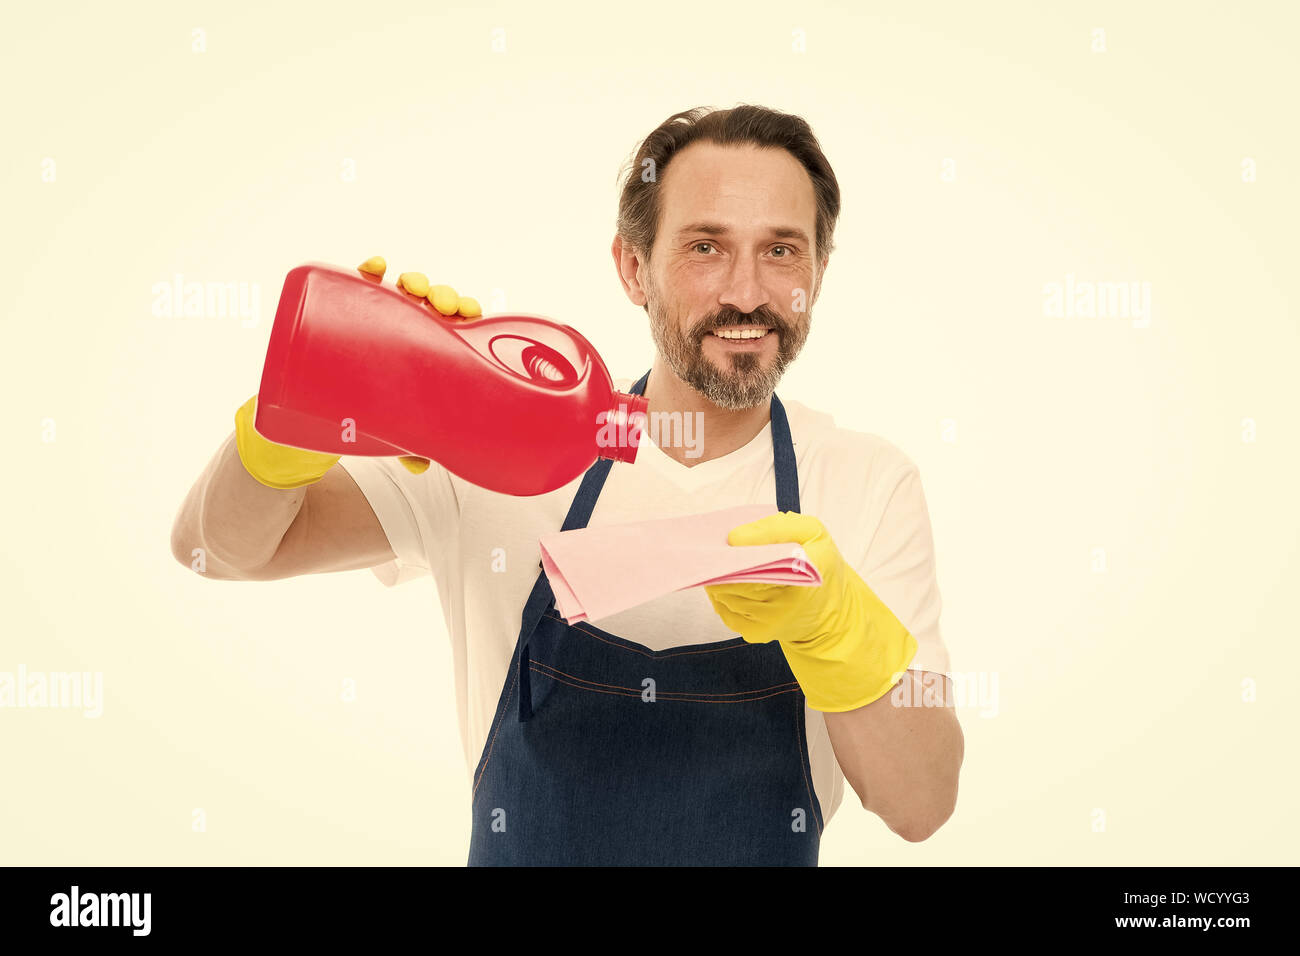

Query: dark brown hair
left=616, top=104, right=841, bottom=264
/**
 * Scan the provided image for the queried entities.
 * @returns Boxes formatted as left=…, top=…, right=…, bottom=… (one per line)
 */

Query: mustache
left=689, top=306, right=791, bottom=340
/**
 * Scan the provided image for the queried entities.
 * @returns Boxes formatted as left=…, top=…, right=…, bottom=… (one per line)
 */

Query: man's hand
left=704, top=511, right=918, bottom=712
left=356, top=255, right=482, bottom=474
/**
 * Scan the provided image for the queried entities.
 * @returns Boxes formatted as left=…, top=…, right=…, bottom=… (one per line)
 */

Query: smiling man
left=171, top=103, right=962, bottom=866
left=633, top=149, right=814, bottom=414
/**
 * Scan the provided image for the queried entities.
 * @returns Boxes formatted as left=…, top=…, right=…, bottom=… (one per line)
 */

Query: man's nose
left=718, top=256, right=771, bottom=316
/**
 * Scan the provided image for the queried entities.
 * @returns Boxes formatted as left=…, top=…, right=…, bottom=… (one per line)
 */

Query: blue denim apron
left=467, top=369, right=823, bottom=866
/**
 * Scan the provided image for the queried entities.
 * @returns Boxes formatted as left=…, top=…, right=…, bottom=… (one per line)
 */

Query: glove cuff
left=234, top=395, right=340, bottom=489
left=784, top=579, right=920, bottom=712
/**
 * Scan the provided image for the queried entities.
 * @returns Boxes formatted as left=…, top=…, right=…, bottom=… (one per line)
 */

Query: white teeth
left=712, top=328, right=769, bottom=340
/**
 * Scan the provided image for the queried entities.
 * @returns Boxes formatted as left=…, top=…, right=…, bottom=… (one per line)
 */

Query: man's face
left=643, top=142, right=821, bottom=410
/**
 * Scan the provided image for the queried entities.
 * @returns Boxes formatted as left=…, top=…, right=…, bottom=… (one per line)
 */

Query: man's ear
left=611, top=234, right=649, bottom=307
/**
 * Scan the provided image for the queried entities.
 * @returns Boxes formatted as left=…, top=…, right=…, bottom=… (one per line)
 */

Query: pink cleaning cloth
left=538, top=503, right=822, bottom=624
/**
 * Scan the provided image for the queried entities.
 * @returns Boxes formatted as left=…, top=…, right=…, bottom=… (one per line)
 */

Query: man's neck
left=643, top=361, right=771, bottom=467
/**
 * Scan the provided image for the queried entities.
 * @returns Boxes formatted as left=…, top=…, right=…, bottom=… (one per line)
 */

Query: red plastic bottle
left=254, top=262, right=648, bottom=496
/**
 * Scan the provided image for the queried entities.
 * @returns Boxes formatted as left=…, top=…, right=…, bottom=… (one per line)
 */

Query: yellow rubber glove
left=234, top=394, right=342, bottom=489
left=704, top=512, right=918, bottom=712
left=235, top=256, right=483, bottom=486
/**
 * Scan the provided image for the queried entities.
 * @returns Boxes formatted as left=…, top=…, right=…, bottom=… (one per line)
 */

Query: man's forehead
left=660, top=142, right=816, bottom=234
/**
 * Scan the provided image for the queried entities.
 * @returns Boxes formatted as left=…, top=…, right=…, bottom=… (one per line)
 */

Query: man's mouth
left=705, top=325, right=775, bottom=347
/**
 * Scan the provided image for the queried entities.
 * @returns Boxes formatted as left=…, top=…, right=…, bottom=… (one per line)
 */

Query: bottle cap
left=597, top=392, right=649, bottom=464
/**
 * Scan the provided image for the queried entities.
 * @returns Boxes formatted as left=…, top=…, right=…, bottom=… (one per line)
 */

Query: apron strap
left=770, top=389, right=799, bottom=514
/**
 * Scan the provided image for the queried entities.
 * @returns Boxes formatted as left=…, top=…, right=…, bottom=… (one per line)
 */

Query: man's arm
left=825, top=670, right=963, bottom=842
left=705, top=506, right=962, bottom=842
left=169, top=431, right=395, bottom=581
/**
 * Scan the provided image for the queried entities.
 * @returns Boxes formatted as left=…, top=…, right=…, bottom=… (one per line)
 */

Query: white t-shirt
left=339, top=376, right=951, bottom=825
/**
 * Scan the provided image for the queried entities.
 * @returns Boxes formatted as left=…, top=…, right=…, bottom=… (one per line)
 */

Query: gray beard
left=646, top=288, right=809, bottom=411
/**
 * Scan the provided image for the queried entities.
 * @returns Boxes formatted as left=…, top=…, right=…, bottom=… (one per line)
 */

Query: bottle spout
left=597, top=391, right=649, bottom=464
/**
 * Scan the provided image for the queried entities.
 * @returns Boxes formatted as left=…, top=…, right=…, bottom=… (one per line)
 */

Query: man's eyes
left=691, top=242, right=795, bottom=257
